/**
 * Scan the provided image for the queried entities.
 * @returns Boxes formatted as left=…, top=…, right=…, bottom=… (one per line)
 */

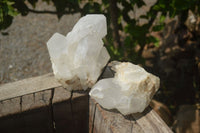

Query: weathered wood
left=0, top=89, right=53, bottom=117
left=22, top=89, right=52, bottom=112
left=71, top=92, right=89, bottom=133
left=89, top=97, right=97, bottom=133
left=0, top=73, right=61, bottom=101
left=0, top=89, right=54, bottom=133
left=89, top=98, right=143, bottom=133
left=53, top=87, right=71, bottom=103
left=52, top=87, right=89, bottom=133
left=52, top=87, right=72, bottom=132
left=89, top=98, right=173, bottom=133
left=150, top=100, right=173, bottom=126
left=132, top=107, right=173, bottom=133
left=0, top=97, right=21, bottom=117
left=0, top=87, right=89, bottom=133
left=0, top=71, right=172, bottom=133
left=0, top=71, right=89, bottom=133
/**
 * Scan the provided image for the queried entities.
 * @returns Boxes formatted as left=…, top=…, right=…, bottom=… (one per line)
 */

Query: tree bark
left=109, top=0, right=121, bottom=49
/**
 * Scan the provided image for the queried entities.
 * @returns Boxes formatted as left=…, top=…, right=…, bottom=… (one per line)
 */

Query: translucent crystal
left=89, top=62, right=160, bottom=115
left=47, top=14, right=110, bottom=91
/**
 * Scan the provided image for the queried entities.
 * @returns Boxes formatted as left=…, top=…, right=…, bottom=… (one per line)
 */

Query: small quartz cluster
left=89, top=62, right=160, bottom=115
left=47, top=14, right=110, bottom=91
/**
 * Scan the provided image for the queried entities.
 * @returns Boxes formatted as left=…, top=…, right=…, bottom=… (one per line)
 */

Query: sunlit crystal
left=89, top=62, right=160, bottom=115
left=47, top=14, right=110, bottom=91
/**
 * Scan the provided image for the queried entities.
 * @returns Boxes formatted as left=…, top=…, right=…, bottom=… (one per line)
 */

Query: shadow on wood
left=0, top=87, right=89, bottom=133
left=0, top=73, right=172, bottom=133
left=89, top=98, right=173, bottom=133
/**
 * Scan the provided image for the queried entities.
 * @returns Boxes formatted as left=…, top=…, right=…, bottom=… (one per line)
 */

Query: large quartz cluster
left=47, top=14, right=110, bottom=91
left=89, top=62, right=160, bottom=115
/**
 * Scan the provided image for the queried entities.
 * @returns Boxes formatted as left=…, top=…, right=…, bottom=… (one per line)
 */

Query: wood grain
left=52, top=88, right=89, bottom=133
left=89, top=98, right=173, bottom=133
left=0, top=70, right=172, bottom=133
left=0, top=87, right=89, bottom=133
left=0, top=73, right=61, bottom=101
left=89, top=98, right=144, bottom=133
left=132, top=107, right=173, bottom=133
left=0, top=89, right=54, bottom=133
left=0, top=97, right=21, bottom=117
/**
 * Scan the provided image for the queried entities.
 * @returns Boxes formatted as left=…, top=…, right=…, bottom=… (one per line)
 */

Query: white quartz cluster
left=89, top=62, right=160, bottom=115
left=47, top=14, right=110, bottom=91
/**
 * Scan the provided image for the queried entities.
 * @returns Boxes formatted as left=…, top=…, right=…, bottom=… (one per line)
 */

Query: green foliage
left=100, top=0, right=163, bottom=63
left=1, top=0, right=200, bottom=63
left=0, top=0, right=18, bottom=30
left=0, top=0, right=81, bottom=30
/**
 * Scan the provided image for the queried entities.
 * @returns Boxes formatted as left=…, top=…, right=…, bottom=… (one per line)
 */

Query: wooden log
left=89, top=98, right=173, bottom=133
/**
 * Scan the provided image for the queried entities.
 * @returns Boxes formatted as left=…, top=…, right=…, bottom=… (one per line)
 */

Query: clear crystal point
left=47, top=14, right=110, bottom=91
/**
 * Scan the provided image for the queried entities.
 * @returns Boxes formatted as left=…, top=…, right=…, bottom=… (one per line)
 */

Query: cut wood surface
left=0, top=73, right=61, bottom=101
left=89, top=98, right=173, bottom=133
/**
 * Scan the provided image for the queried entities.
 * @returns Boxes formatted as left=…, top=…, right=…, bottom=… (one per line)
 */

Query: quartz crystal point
left=89, top=62, right=160, bottom=115
left=46, top=14, right=110, bottom=91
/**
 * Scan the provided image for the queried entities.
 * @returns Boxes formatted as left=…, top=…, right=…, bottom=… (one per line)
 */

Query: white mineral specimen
left=89, top=62, right=160, bottom=115
left=46, top=14, right=110, bottom=91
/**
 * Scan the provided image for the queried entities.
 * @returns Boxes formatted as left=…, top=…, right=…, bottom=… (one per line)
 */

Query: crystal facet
left=89, top=62, right=160, bottom=115
left=47, top=14, right=110, bottom=91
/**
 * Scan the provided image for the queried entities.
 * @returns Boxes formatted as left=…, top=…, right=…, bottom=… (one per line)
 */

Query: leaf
left=146, top=36, right=160, bottom=47
left=6, top=1, right=15, bottom=6
left=117, top=15, right=122, bottom=24
left=160, top=15, right=165, bottom=23
left=28, top=0, right=38, bottom=8
left=152, top=24, right=165, bottom=31
left=0, top=8, right=3, bottom=22
left=102, top=0, right=108, bottom=4
left=124, top=36, right=132, bottom=47
left=8, top=5, right=18, bottom=17
left=135, top=0, right=145, bottom=8
left=122, top=0, right=133, bottom=10
left=154, top=39, right=160, bottom=47
left=93, top=2, right=101, bottom=12
left=0, top=15, right=13, bottom=30
left=14, top=0, right=29, bottom=16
